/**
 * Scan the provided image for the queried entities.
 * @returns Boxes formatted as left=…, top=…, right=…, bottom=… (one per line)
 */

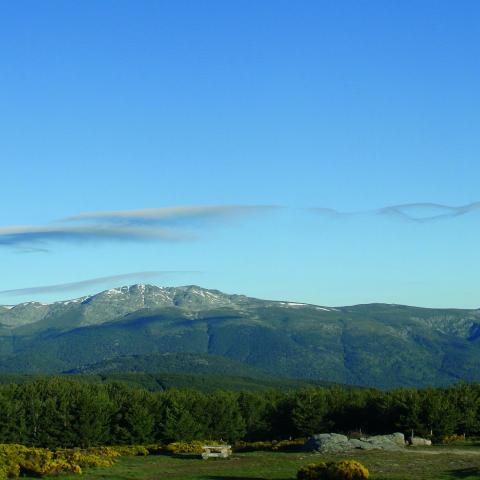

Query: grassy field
left=24, top=445, right=480, bottom=480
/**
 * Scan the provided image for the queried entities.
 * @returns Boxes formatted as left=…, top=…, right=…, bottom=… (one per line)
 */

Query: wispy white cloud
left=0, top=271, right=199, bottom=297
left=0, top=224, right=187, bottom=247
left=0, top=204, right=278, bottom=250
left=311, top=201, right=480, bottom=223
left=13, top=247, right=51, bottom=254
left=64, top=205, right=279, bottom=224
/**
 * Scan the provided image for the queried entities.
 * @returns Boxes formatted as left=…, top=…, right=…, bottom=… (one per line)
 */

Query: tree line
left=0, top=378, right=479, bottom=448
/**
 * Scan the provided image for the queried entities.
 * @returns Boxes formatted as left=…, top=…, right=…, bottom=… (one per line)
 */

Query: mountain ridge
left=0, top=284, right=479, bottom=388
left=1, top=283, right=476, bottom=315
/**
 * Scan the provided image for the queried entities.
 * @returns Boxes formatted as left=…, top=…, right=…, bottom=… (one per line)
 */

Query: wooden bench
left=201, top=445, right=232, bottom=459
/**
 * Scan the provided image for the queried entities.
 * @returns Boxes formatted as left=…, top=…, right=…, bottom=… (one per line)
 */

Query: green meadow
left=23, top=447, right=480, bottom=480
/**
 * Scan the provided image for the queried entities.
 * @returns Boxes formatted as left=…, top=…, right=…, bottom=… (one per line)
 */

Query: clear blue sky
left=1, top=0, right=479, bottom=308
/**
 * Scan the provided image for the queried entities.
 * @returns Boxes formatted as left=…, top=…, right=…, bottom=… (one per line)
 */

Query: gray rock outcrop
left=304, top=434, right=352, bottom=453
left=305, top=432, right=406, bottom=453
left=407, top=436, right=432, bottom=446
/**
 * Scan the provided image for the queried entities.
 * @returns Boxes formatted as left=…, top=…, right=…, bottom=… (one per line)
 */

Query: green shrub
left=145, top=444, right=165, bottom=455
left=297, top=460, right=369, bottom=480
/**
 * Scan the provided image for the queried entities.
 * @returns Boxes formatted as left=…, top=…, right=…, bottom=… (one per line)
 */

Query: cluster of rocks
left=305, top=432, right=407, bottom=453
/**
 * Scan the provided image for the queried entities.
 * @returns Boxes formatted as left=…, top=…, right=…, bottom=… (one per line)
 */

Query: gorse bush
left=0, top=445, right=23, bottom=479
left=0, top=445, right=82, bottom=478
left=297, top=461, right=369, bottom=480
left=82, top=446, right=121, bottom=458
left=57, top=448, right=115, bottom=467
left=0, top=444, right=154, bottom=478
left=165, top=441, right=210, bottom=454
left=107, top=445, right=149, bottom=456
left=298, top=463, right=329, bottom=480
left=234, top=439, right=305, bottom=451
left=330, top=461, right=369, bottom=480
left=441, top=434, right=465, bottom=444
left=19, top=449, right=80, bottom=477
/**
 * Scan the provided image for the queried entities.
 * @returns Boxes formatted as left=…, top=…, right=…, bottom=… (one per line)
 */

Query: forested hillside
left=0, top=372, right=326, bottom=392
left=1, top=285, right=480, bottom=387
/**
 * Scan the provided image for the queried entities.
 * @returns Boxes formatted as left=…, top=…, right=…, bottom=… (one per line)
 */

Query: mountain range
left=0, top=284, right=479, bottom=388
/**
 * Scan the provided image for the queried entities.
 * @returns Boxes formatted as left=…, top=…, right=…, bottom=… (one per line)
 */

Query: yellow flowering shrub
left=111, top=445, right=149, bottom=456
left=297, top=462, right=329, bottom=480
left=84, top=446, right=122, bottom=458
left=332, top=460, right=369, bottom=480
left=57, top=448, right=115, bottom=468
left=234, top=439, right=305, bottom=452
left=297, top=460, right=369, bottom=480
left=165, top=441, right=206, bottom=454
left=0, top=442, right=170, bottom=478
left=442, top=434, right=465, bottom=444
left=0, top=444, right=120, bottom=478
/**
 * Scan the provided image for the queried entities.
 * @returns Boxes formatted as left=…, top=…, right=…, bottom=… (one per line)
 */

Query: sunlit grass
left=23, top=447, right=480, bottom=480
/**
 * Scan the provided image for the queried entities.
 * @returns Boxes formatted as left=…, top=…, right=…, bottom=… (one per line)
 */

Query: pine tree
left=291, top=388, right=330, bottom=436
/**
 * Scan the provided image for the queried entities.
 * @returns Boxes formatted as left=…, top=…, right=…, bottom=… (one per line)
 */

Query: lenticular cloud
left=0, top=204, right=278, bottom=249
left=311, top=201, right=480, bottom=223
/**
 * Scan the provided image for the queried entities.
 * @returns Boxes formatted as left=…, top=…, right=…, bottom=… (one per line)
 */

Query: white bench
left=201, top=445, right=232, bottom=459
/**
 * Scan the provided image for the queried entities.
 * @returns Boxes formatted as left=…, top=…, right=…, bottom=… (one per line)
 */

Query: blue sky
left=1, top=0, right=479, bottom=307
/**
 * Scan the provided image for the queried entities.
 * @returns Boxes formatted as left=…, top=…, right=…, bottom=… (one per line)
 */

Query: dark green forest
left=0, top=372, right=331, bottom=393
left=0, top=378, right=479, bottom=448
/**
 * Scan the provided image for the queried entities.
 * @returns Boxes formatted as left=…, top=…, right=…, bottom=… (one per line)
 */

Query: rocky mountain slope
left=0, top=284, right=479, bottom=388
